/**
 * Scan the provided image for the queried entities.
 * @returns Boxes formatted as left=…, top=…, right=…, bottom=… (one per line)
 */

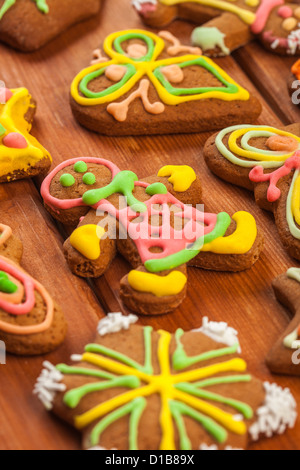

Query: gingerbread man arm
left=266, top=269, right=300, bottom=376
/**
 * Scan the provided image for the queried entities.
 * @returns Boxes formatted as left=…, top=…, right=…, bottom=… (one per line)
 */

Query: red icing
left=251, top=0, right=284, bottom=34
left=3, top=132, right=27, bottom=149
left=41, top=158, right=218, bottom=263
left=0, top=88, right=12, bottom=104
left=277, top=5, right=293, bottom=18
left=249, top=152, right=300, bottom=202
left=0, top=259, right=36, bottom=315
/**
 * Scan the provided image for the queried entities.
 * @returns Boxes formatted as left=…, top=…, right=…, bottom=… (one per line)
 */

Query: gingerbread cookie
left=70, top=29, right=261, bottom=136
left=133, top=0, right=300, bottom=56
left=0, top=0, right=102, bottom=51
left=41, top=157, right=264, bottom=316
left=0, top=223, right=67, bottom=355
left=204, top=123, right=300, bottom=261
left=288, top=59, right=300, bottom=105
left=266, top=268, right=300, bottom=376
left=34, top=313, right=297, bottom=450
left=0, top=86, right=51, bottom=183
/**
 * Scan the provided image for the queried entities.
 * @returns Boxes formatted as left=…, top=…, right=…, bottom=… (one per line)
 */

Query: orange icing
left=266, top=135, right=299, bottom=152
left=127, top=43, right=148, bottom=58
left=158, top=31, right=202, bottom=56
left=162, top=64, right=184, bottom=83
left=292, top=59, right=300, bottom=81
left=105, top=65, right=127, bottom=82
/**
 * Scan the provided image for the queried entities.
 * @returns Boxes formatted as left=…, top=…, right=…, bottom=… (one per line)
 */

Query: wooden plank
left=0, top=0, right=299, bottom=450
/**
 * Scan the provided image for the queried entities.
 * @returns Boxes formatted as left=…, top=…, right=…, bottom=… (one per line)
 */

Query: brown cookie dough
left=41, top=157, right=263, bottom=316
left=204, top=122, right=300, bottom=261
left=0, top=0, right=102, bottom=51
left=0, top=223, right=67, bottom=355
left=70, top=29, right=261, bottom=136
left=34, top=314, right=297, bottom=449
left=266, top=268, right=300, bottom=376
left=133, top=0, right=300, bottom=56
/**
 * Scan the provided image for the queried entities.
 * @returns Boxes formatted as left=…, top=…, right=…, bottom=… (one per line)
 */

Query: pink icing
left=3, top=132, right=28, bottom=149
left=251, top=0, right=284, bottom=34
left=140, top=3, right=157, bottom=16
left=262, top=30, right=288, bottom=47
left=249, top=152, right=300, bottom=202
left=41, top=158, right=218, bottom=263
left=277, top=5, right=293, bottom=18
left=0, top=258, right=36, bottom=315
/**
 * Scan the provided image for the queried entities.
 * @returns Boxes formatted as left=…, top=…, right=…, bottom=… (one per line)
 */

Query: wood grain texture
left=0, top=0, right=299, bottom=450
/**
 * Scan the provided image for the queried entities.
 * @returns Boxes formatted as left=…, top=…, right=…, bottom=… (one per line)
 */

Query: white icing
left=193, top=316, right=241, bottom=353
left=97, top=312, right=138, bottom=337
left=132, top=0, right=157, bottom=11
left=249, top=382, right=297, bottom=441
left=287, top=27, right=300, bottom=55
left=199, top=444, right=243, bottom=450
left=33, top=361, right=66, bottom=410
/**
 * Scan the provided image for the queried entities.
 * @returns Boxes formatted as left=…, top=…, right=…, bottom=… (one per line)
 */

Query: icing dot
left=266, top=135, right=299, bottom=152
left=3, top=132, right=27, bottom=149
left=146, top=182, right=168, bottom=196
left=282, top=17, right=298, bottom=32
left=83, top=172, right=96, bottom=185
left=0, top=271, right=17, bottom=294
left=278, top=6, right=293, bottom=19
left=105, top=65, right=127, bottom=82
left=127, top=43, right=147, bottom=59
left=60, top=173, right=75, bottom=187
left=161, top=65, right=184, bottom=84
left=295, top=7, right=300, bottom=20
left=74, top=161, right=88, bottom=173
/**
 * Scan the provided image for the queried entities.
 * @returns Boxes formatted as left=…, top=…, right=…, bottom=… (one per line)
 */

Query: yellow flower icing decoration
left=158, top=165, right=197, bottom=192
left=128, top=270, right=187, bottom=297
left=70, top=225, right=105, bottom=260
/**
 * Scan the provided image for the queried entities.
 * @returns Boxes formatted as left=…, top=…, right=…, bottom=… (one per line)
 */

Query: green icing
left=153, top=58, right=238, bottom=97
left=195, top=375, right=252, bottom=389
left=286, top=170, right=300, bottom=240
left=56, top=364, right=115, bottom=381
left=83, top=172, right=96, bottom=186
left=79, top=64, right=136, bottom=99
left=170, top=400, right=227, bottom=448
left=172, top=328, right=239, bottom=371
left=114, top=32, right=154, bottom=62
left=191, top=27, right=230, bottom=56
left=60, top=173, right=75, bottom=187
left=0, top=123, right=6, bottom=136
left=146, top=182, right=167, bottom=196
left=0, top=0, right=49, bottom=20
left=74, top=161, right=88, bottom=173
left=0, top=271, right=17, bottom=294
left=82, top=170, right=147, bottom=213
left=90, top=397, right=146, bottom=449
left=144, top=211, right=231, bottom=273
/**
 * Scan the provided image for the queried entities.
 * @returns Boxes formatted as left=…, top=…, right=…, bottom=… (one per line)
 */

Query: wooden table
left=0, top=0, right=299, bottom=451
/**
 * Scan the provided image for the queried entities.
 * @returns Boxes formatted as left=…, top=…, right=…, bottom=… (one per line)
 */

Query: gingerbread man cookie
left=0, top=223, right=67, bottom=355
left=0, top=0, right=102, bottom=51
left=70, top=29, right=261, bottom=136
left=204, top=123, right=300, bottom=261
left=0, top=86, right=51, bottom=183
left=133, top=0, right=300, bottom=56
left=34, top=313, right=297, bottom=450
left=266, top=268, right=300, bottom=376
left=41, top=157, right=264, bottom=316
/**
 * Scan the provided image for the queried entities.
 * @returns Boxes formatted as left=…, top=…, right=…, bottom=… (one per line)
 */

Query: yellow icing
left=291, top=173, right=300, bottom=226
left=0, top=88, right=51, bottom=178
left=71, top=30, right=249, bottom=107
left=74, top=331, right=248, bottom=449
left=127, top=270, right=187, bottom=297
left=202, top=211, right=257, bottom=254
left=159, top=0, right=256, bottom=24
left=158, top=165, right=196, bottom=192
left=69, top=225, right=105, bottom=260
left=228, top=127, right=300, bottom=162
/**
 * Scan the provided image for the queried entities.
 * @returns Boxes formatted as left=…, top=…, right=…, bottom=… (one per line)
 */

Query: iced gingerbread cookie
left=0, top=86, right=51, bottom=183
left=0, top=223, right=67, bottom=355
left=41, top=157, right=264, bottom=316
left=0, top=0, right=102, bottom=51
left=34, top=313, right=297, bottom=450
left=204, top=123, right=300, bottom=261
left=133, top=0, right=300, bottom=56
left=266, top=268, right=300, bottom=376
left=70, top=29, right=261, bottom=136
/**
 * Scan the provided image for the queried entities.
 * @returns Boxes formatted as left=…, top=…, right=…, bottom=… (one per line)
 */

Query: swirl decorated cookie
left=41, top=157, right=264, bottom=316
left=267, top=268, right=300, bottom=376
left=204, top=123, right=300, bottom=261
left=70, top=29, right=261, bottom=136
left=0, top=86, right=51, bottom=183
left=34, top=313, right=297, bottom=450
left=0, top=223, right=67, bottom=355
left=133, top=0, right=300, bottom=56
left=0, top=0, right=102, bottom=51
